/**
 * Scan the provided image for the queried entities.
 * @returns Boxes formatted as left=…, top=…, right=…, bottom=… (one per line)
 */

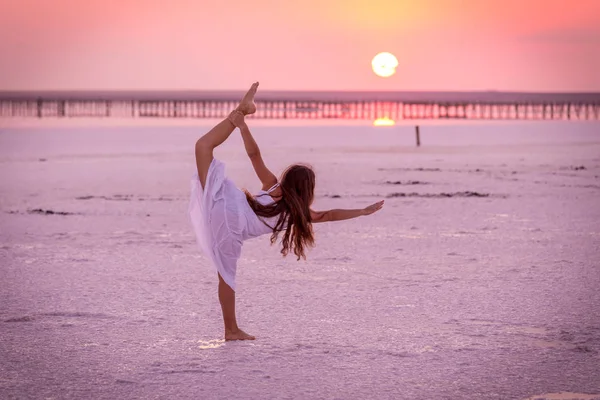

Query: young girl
left=189, top=82, right=384, bottom=341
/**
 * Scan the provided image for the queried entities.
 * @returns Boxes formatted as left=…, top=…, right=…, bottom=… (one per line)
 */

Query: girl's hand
left=228, top=110, right=247, bottom=129
left=362, top=200, right=384, bottom=216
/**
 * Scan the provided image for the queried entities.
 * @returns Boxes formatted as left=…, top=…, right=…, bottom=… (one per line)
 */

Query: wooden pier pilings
left=1, top=91, right=599, bottom=121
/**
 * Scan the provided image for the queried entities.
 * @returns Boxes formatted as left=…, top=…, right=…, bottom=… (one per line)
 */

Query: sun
left=372, top=52, right=398, bottom=78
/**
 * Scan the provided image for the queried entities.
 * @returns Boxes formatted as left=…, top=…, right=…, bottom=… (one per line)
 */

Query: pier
left=1, top=91, right=599, bottom=121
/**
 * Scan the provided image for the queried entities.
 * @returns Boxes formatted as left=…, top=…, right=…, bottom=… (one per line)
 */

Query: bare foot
left=225, top=329, right=256, bottom=341
left=236, top=82, right=259, bottom=115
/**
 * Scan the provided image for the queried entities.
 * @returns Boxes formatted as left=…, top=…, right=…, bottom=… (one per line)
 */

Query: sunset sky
left=1, top=0, right=599, bottom=92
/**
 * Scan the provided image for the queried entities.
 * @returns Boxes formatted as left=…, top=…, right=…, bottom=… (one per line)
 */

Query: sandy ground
left=1, top=121, right=599, bottom=400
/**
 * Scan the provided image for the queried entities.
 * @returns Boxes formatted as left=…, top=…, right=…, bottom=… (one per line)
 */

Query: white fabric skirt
left=188, top=158, right=248, bottom=290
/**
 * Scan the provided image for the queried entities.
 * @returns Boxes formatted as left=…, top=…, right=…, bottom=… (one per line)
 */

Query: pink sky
left=1, top=0, right=599, bottom=92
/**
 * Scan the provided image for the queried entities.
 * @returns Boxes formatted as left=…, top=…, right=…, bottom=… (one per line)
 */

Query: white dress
left=188, top=158, right=280, bottom=290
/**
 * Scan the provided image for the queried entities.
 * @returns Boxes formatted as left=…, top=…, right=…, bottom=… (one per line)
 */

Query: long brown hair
left=244, top=164, right=315, bottom=260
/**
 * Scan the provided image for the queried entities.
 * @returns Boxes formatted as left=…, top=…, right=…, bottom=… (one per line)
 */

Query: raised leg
left=194, top=82, right=259, bottom=188
left=218, top=273, right=255, bottom=341
left=194, top=119, right=235, bottom=188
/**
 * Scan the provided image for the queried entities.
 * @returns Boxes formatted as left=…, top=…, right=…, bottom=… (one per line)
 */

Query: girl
left=189, top=82, right=384, bottom=341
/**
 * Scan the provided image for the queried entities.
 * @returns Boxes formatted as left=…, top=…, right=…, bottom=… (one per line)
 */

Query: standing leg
left=218, top=273, right=255, bottom=340
left=195, top=82, right=259, bottom=188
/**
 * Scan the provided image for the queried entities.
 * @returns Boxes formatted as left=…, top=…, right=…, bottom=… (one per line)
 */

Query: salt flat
left=1, top=121, right=599, bottom=400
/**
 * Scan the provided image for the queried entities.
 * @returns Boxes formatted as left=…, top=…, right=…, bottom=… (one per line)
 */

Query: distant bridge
left=1, top=91, right=599, bottom=121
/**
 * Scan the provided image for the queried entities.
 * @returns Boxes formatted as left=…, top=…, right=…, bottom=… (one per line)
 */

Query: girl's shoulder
left=260, top=181, right=281, bottom=202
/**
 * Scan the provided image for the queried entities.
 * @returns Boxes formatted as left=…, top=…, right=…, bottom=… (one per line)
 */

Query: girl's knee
left=195, top=138, right=212, bottom=154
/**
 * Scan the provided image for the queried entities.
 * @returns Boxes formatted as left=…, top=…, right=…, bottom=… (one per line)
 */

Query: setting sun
left=371, top=52, right=398, bottom=78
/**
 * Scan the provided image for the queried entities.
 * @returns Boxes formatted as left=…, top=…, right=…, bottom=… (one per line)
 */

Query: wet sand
left=1, top=121, right=599, bottom=399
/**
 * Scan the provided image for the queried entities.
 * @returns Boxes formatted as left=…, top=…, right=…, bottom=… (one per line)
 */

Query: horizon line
left=1, top=90, right=599, bottom=103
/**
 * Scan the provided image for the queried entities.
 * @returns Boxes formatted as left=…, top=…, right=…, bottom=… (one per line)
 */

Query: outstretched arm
left=229, top=111, right=278, bottom=191
left=311, top=200, right=384, bottom=223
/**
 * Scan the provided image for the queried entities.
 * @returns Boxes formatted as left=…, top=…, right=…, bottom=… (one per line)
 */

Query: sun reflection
left=197, top=339, right=225, bottom=349
left=373, top=117, right=396, bottom=126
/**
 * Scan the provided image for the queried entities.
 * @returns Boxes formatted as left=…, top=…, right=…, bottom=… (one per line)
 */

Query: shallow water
left=1, top=121, right=599, bottom=399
